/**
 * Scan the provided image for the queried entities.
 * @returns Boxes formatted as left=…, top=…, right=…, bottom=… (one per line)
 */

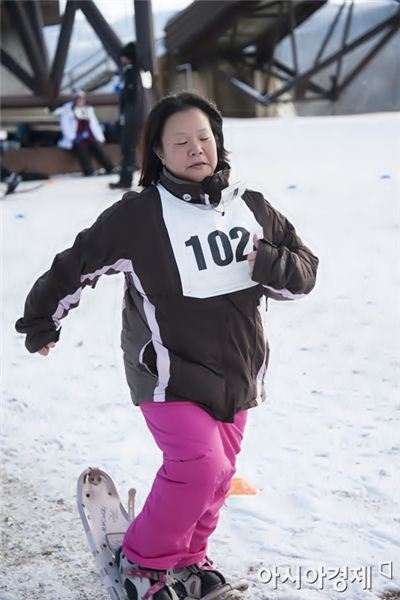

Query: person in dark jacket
left=109, top=42, right=145, bottom=190
left=16, top=92, right=319, bottom=600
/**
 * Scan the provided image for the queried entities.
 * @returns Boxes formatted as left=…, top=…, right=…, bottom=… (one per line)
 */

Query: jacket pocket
left=139, top=340, right=158, bottom=377
left=253, top=301, right=269, bottom=384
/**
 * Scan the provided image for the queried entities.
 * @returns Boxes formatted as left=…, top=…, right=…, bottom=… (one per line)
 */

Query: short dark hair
left=138, top=92, right=229, bottom=187
left=120, top=42, right=136, bottom=62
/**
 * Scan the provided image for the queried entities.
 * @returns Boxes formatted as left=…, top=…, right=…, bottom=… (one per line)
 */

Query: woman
left=16, top=92, right=318, bottom=600
left=57, top=90, right=114, bottom=176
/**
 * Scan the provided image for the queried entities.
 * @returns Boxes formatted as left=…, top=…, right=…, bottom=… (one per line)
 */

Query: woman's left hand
left=247, top=234, right=259, bottom=275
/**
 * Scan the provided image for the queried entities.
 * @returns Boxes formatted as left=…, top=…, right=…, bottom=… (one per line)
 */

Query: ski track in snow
left=1, top=113, right=400, bottom=599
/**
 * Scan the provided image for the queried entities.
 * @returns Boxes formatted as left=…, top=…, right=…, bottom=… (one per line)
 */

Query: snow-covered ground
left=1, top=112, right=399, bottom=600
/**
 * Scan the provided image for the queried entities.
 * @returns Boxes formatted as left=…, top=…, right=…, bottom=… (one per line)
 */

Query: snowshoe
left=77, top=467, right=136, bottom=600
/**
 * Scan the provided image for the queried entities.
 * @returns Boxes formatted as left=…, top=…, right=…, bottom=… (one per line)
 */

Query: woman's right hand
left=37, top=342, right=56, bottom=356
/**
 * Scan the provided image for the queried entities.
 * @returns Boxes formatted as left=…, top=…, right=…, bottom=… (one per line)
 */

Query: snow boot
left=171, top=557, right=249, bottom=600
left=5, top=172, right=22, bottom=194
left=108, top=179, right=132, bottom=190
left=170, top=558, right=226, bottom=600
left=116, top=547, right=180, bottom=600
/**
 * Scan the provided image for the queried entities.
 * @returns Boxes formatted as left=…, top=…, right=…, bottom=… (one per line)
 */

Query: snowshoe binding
left=116, top=548, right=180, bottom=600
left=171, top=557, right=248, bottom=600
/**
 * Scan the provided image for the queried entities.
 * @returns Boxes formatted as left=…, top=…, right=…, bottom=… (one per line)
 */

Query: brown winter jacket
left=16, top=168, right=318, bottom=422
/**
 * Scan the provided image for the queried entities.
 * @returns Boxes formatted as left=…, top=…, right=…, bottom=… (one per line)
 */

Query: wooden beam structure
left=0, top=0, right=124, bottom=109
left=4, top=0, right=49, bottom=95
left=0, top=47, right=36, bottom=93
left=78, top=0, right=123, bottom=66
left=50, top=1, right=77, bottom=101
left=25, top=0, right=50, bottom=69
left=0, top=93, right=118, bottom=109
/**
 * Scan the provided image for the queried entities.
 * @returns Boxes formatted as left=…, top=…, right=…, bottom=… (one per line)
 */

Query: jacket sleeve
left=123, top=65, right=139, bottom=106
left=15, top=198, right=134, bottom=353
left=88, top=106, right=105, bottom=143
left=60, top=103, right=76, bottom=143
left=250, top=193, right=319, bottom=300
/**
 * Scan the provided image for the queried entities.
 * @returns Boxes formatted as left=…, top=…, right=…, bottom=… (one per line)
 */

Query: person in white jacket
left=57, top=90, right=114, bottom=176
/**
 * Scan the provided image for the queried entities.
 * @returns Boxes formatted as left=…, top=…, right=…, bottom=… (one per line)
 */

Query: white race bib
left=158, top=183, right=263, bottom=298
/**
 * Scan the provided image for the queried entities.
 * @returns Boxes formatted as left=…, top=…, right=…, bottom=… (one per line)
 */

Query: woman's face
left=75, top=97, right=86, bottom=107
left=155, top=108, right=218, bottom=182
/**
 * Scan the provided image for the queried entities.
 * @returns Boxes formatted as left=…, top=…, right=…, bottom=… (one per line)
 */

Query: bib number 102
left=185, top=227, right=250, bottom=271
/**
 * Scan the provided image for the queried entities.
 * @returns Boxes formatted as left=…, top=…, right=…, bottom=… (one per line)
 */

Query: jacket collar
left=158, top=165, right=230, bottom=206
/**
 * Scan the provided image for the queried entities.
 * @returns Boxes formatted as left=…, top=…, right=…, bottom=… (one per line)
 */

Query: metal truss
left=227, top=0, right=400, bottom=106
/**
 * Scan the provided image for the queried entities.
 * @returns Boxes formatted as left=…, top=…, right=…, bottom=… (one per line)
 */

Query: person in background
left=0, top=155, right=49, bottom=195
left=0, top=164, right=22, bottom=194
left=109, top=42, right=145, bottom=190
left=57, top=90, right=114, bottom=177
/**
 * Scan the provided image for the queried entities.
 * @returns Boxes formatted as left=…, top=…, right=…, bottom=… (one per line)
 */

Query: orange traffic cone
left=227, top=477, right=259, bottom=497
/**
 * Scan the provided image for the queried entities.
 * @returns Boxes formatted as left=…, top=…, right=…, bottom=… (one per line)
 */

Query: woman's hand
left=37, top=342, right=56, bottom=356
left=247, top=234, right=259, bottom=276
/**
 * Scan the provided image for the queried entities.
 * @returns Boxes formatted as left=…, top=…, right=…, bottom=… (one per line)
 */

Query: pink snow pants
left=122, top=401, right=247, bottom=570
